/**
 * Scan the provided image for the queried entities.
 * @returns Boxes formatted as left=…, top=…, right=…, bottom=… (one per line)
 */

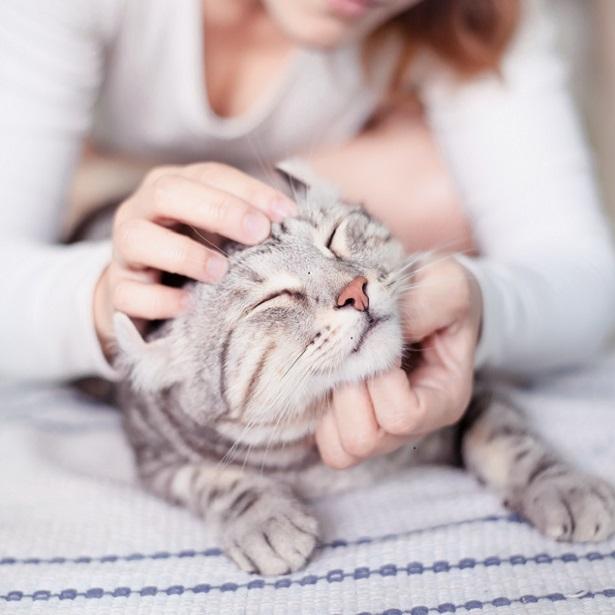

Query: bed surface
left=1, top=352, right=614, bottom=614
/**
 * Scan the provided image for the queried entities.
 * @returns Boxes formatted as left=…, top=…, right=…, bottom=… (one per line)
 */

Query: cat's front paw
left=219, top=489, right=319, bottom=576
left=512, top=472, right=615, bottom=542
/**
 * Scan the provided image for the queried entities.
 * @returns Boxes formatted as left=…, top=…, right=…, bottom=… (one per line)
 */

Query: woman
left=1, top=0, right=614, bottom=469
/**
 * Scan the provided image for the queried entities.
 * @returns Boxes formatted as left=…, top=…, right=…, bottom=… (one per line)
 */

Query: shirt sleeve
left=0, top=0, right=121, bottom=382
left=419, top=0, right=615, bottom=377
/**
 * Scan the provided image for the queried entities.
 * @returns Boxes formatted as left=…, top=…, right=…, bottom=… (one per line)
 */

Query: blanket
left=1, top=352, right=614, bottom=614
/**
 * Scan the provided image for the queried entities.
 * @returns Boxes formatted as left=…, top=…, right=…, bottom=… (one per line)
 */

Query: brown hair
left=372, top=0, right=521, bottom=92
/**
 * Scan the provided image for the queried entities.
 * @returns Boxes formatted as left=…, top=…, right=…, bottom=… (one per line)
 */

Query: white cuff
left=71, top=240, right=120, bottom=381
left=454, top=254, right=502, bottom=370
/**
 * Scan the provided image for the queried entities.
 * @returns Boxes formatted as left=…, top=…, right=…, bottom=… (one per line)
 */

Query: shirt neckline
left=190, top=0, right=308, bottom=138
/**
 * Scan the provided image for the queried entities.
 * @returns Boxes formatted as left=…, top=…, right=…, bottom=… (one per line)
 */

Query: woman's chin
left=264, top=6, right=354, bottom=49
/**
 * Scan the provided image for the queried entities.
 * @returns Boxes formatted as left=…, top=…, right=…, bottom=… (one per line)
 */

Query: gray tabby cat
left=113, top=173, right=615, bottom=576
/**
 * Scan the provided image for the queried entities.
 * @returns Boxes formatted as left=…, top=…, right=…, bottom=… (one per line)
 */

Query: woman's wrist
left=453, top=254, right=487, bottom=366
left=463, top=263, right=484, bottom=347
left=93, top=264, right=114, bottom=361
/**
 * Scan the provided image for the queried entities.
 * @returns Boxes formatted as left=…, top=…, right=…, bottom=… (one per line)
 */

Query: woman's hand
left=94, top=163, right=296, bottom=354
left=315, top=257, right=483, bottom=468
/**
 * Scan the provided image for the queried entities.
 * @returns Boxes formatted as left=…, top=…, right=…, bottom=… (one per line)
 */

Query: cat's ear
left=275, top=159, right=311, bottom=201
left=275, top=158, right=340, bottom=206
left=113, top=313, right=178, bottom=392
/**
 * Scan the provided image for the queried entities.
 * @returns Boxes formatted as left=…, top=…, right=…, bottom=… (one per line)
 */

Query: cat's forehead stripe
left=293, top=215, right=319, bottom=228
left=260, top=273, right=303, bottom=290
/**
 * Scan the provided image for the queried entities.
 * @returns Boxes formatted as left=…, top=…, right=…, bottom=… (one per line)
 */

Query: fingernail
left=243, top=212, right=270, bottom=242
left=269, top=197, right=297, bottom=222
left=205, top=255, right=228, bottom=281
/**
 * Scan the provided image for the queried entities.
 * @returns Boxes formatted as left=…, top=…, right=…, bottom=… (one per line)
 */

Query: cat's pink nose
left=337, top=276, right=369, bottom=312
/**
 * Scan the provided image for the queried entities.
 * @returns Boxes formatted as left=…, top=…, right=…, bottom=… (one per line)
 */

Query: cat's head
left=115, top=179, right=414, bottom=433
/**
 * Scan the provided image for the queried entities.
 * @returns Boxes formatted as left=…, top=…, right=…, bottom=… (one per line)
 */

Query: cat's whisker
left=386, top=251, right=479, bottom=299
left=244, top=343, right=312, bottom=426
left=417, top=236, right=475, bottom=257
left=264, top=352, right=314, bottom=419
left=187, top=224, right=266, bottom=283
left=215, top=414, right=263, bottom=473
left=187, top=224, right=231, bottom=258
left=285, top=174, right=304, bottom=209
left=393, top=272, right=481, bottom=295
left=389, top=243, right=476, bottom=283
left=405, top=248, right=476, bottom=277
left=386, top=276, right=421, bottom=290
left=396, top=279, right=469, bottom=297
left=255, top=363, right=315, bottom=474
left=247, top=136, right=278, bottom=187
left=219, top=333, right=338, bottom=473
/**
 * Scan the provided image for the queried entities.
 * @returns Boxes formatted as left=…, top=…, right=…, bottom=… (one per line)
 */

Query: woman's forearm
left=0, top=240, right=117, bottom=381
left=420, top=3, right=615, bottom=374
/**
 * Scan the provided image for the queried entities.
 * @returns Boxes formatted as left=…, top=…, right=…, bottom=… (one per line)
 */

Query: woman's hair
left=372, top=0, right=521, bottom=91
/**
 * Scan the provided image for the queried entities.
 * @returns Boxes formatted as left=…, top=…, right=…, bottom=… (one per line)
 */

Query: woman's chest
left=200, top=11, right=295, bottom=120
left=90, top=2, right=382, bottom=170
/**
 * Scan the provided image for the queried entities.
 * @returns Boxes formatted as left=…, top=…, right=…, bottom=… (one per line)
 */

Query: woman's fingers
left=367, top=368, right=421, bottom=435
left=403, top=256, right=472, bottom=341
left=332, top=382, right=381, bottom=458
left=114, top=219, right=228, bottom=282
left=317, top=375, right=417, bottom=468
left=411, top=330, right=474, bottom=432
left=374, top=331, right=473, bottom=438
left=315, top=411, right=359, bottom=469
left=112, top=280, right=188, bottom=320
left=97, top=162, right=300, bottom=351
left=383, top=257, right=481, bottom=436
left=145, top=174, right=272, bottom=245
left=184, top=163, right=297, bottom=222
left=371, top=432, right=412, bottom=457
left=315, top=258, right=483, bottom=469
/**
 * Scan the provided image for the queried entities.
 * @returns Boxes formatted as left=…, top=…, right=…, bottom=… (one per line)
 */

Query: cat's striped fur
left=113, top=174, right=615, bottom=576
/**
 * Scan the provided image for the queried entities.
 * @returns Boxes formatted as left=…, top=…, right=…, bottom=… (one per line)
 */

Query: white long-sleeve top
left=1, top=0, right=614, bottom=383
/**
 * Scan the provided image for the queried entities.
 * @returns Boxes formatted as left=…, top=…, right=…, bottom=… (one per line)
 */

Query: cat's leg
left=461, top=392, right=615, bottom=542
left=138, top=457, right=318, bottom=575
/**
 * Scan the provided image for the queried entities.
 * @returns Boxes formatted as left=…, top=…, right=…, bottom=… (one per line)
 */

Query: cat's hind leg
left=461, top=392, right=615, bottom=542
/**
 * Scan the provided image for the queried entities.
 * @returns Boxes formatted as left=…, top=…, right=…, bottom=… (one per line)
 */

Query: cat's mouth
left=351, top=314, right=390, bottom=354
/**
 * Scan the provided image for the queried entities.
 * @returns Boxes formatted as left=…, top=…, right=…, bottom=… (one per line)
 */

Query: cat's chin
left=336, top=354, right=401, bottom=385
left=334, top=319, right=403, bottom=384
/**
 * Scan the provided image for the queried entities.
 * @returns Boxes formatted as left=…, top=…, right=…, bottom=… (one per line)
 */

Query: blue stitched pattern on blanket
left=0, top=514, right=519, bottom=567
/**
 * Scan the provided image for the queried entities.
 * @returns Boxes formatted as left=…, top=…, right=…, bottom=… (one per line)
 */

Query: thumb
left=402, top=257, right=474, bottom=342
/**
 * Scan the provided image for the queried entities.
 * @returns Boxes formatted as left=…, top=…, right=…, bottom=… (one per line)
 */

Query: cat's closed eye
left=249, top=289, right=307, bottom=312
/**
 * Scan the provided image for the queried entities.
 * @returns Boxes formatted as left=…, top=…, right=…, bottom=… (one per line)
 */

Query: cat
left=112, top=169, right=615, bottom=576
